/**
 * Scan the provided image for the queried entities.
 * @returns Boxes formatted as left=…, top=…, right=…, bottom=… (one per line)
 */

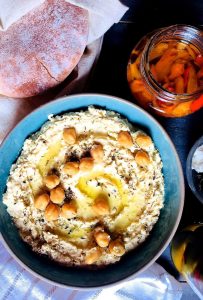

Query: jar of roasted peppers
left=127, top=25, right=203, bottom=117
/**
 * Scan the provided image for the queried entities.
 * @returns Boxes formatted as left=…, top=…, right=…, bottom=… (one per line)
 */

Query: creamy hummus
left=3, top=107, right=164, bottom=266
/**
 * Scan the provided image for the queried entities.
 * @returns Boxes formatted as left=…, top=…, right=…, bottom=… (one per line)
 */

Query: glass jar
left=171, top=224, right=203, bottom=298
left=127, top=25, right=203, bottom=117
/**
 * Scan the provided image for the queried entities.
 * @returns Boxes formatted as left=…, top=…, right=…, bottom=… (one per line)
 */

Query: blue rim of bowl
left=186, top=135, right=203, bottom=204
left=0, top=93, right=185, bottom=289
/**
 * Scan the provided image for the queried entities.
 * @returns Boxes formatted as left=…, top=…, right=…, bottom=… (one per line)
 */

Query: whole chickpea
left=63, top=127, right=77, bottom=144
left=60, top=202, right=77, bottom=219
left=79, top=157, right=94, bottom=172
left=90, top=144, right=104, bottom=163
left=44, top=203, right=60, bottom=221
left=44, top=174, right=60, bottom=189
left=63, top=162, right=79, bottom=176
left=134, top=150, right=150, bottom=167
left=135, top=134, right=152, bottom=149
left=109, top=239, right=125, bottom=257
left=118, top=130, right=133, bottom=148
left=34, top=193, right=50, bottom=211
left=85, top=248, right=102, bottom=265
left=94, top=231, right=110, bottom=248
left=92, top=195, right=110, bottom=216
left=50, top=186, right=65, bottom=204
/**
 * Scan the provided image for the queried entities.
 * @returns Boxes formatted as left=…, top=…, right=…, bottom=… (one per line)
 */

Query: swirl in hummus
left=3, top=107, right=164, bottom=266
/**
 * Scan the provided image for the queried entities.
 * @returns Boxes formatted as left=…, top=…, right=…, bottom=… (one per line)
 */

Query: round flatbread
left=0, top=0, right=89, bottom=98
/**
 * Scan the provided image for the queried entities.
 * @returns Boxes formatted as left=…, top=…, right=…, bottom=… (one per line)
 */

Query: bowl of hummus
left=0, top=94, right=184, bottom=288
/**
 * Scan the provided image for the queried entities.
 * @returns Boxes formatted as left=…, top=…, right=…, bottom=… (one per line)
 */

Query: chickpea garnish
left=63, top=162, right=79, bottom=176
left=90, top=144, right=104, bottom=163
left=44, top=203, right=60, bottom=221
left=94, top=231, right=110, bottom=248
left=92, top=195, right=110, bottom=216
left=34, top=193, right=50, bottom=211
left=85, top=248, right=102, bottom=265
left=50, top=186, right=65, bottom=204
left=109, top=240, right=125, bottom=257
left=44, top=174, right=60, bottom=189
left=60, top=202, right=77, bottom=219
left=79, top=157, right=94, bottom=172
left=134, top=150, right=150, bottom=167
left=135, top=134, right=152, bottom=149
left=118, top=130, right=133, bottom=148
left=63, top=127, right=77, bottom=144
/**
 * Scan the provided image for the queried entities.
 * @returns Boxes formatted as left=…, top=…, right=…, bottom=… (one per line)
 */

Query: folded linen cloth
left=0, top=0, right=128, bottom=44
left=0, top=240, right=183, bottom=300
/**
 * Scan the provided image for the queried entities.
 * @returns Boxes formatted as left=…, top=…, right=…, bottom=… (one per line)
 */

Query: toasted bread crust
left=0, top=0, right=89, bottom=98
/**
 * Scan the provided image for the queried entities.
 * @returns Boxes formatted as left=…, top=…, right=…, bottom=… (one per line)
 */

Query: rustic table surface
left=88, top=0, right=203, bottom=298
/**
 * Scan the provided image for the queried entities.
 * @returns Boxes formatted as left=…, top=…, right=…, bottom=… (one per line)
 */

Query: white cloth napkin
left=0, top=240, right=183, bottom=300
left=0, top=0, right=128, bottom=44
left=0, top=0, right=44, bottom=31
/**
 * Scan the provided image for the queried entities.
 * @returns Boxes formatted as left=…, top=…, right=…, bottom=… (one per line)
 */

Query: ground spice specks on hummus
left=3, top=107, right=164, bottom=266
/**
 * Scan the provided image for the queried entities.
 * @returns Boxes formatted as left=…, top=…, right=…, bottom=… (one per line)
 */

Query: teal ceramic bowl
left=0, top=94, right=184, bottom=289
